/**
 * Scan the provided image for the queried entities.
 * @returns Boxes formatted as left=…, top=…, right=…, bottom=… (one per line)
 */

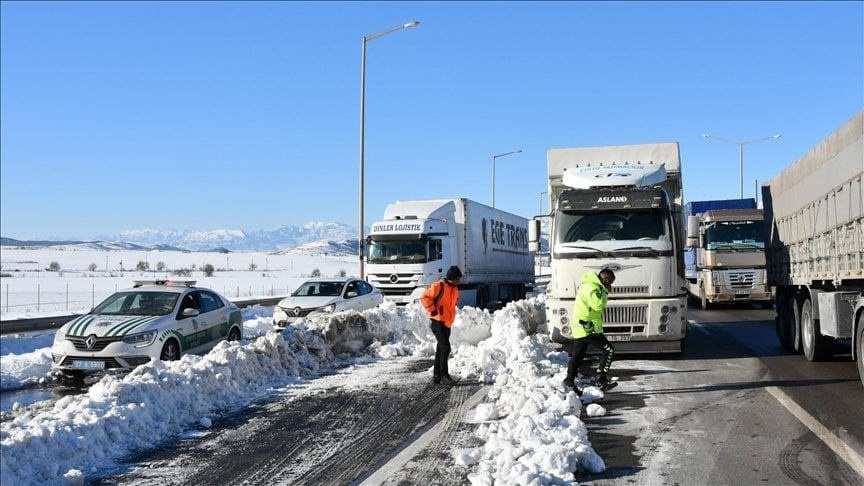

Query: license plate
left=735, top=290, right=749, bottom=295
left=607, top=335, right=632, bottom=342
left=72, top=360, right=105, bottom=370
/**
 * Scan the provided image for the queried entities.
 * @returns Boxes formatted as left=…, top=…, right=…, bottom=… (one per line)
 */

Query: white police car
left=51, top=280, right=243, bottom=373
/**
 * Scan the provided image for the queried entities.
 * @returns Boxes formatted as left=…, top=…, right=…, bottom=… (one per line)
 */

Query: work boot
left=432, top=376, right=441, bottom=384
left=441, top=374, right=457, bottom=385
left=596, top=373, right=618, bottom=391
left=561, top=379, right=583, bottom=397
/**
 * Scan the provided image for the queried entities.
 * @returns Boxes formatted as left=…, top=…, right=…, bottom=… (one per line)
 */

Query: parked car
left=273, top=278, right=384, bottom=329
left=51, top=280, right=243, bottom=373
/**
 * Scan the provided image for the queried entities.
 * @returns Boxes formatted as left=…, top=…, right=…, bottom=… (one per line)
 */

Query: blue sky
left=1, top=1, right=862, bottom=240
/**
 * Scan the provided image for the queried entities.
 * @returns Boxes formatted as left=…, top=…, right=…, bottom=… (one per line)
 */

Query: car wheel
left=228, top=326, right=242, bottom=342
left=160, top=339, right=181, bottom=361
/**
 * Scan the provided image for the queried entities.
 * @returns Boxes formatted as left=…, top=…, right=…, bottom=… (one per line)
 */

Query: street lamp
left=358, top=21, right=419, bottom=278
left=702, top=133, right=781, bottom=199
left=492, top=150, right=522, bottom=208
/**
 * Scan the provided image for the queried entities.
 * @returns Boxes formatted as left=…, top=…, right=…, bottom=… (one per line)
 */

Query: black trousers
left=565, top=333, right=615, bottom=382
left=430, top=319, right=451, bottom=378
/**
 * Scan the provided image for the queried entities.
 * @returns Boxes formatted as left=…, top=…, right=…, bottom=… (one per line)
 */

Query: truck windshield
left=557, top=210, right=670, bottom=243
left=705, top=221, right=765, bottom=250
left=368, top=239, right=428, bottom=264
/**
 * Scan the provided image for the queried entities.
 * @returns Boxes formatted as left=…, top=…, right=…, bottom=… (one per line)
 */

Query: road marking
left=766, top=386, right=864, bottom=478
left=361, top=385, right=489, bottom=486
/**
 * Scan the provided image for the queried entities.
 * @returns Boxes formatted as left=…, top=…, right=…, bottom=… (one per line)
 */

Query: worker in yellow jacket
left=421, top=266, right=461, bottom=385
left=562, top=268, right=617, bottom=394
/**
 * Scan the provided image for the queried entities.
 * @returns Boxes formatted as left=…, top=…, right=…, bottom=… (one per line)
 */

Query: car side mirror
left=182, top=308, right=200, bottom=318
left=346, top=291, right=358, bottom=298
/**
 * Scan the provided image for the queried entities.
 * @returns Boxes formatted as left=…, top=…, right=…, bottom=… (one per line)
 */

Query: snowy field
left=0, top=247, right=358, bottom=319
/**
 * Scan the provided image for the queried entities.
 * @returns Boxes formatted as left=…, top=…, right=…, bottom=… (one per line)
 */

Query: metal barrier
left=0, top=296, right=285, bottom=336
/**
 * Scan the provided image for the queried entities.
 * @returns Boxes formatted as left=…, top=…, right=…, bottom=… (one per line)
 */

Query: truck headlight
left=712, top=271, right=721, bottom=287
left=122, top=330, right=157, bottom=347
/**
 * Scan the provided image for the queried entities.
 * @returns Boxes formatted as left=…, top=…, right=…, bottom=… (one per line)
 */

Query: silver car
left=273, top=278, right=384, bottom=329
left=51, top=280, right=243, bottom=373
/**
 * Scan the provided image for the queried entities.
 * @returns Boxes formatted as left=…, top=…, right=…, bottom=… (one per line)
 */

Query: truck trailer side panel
left=762, top=110, right=863, bottom=384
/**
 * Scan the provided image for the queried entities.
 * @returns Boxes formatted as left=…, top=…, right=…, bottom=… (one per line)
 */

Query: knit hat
left=446, top=266, right=462, bottom=281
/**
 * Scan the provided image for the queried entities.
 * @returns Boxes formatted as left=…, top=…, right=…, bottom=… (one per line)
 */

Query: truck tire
left=476, top=286, right=488, bottom=310
left=777, top=293, right=791, bottom=350
left=789, top=296, right=803, bottom=354
left=700, top=288, right=711, bottom=310
left=801, top=298, right=833, bottom=361
left=857, top=312, right=863, bottom=387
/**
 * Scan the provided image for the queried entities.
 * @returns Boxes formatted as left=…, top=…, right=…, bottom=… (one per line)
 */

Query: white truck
left=684, top=198, right=773, bottom=309
left=529, top=142, right=689, bottom=353
left=364, top=198, right=535, bottom=309
left=762, top=110, right=863, bottom=385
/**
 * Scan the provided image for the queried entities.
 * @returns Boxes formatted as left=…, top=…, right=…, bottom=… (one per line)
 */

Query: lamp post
left=492, top=150, right=522, bottom=208
left=702, top=133, right=781, bottom=199
left=358, top=21, right=419, bottom=278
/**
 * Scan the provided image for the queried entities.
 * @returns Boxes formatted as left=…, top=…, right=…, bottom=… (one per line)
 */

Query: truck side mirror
left=686, top=215, right=699, bottom=247
left=528, top=219, right=541, bottom=252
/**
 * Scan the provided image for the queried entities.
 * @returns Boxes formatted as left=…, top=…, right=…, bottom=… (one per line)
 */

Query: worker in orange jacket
left=421, top=265, right=461, bottom=385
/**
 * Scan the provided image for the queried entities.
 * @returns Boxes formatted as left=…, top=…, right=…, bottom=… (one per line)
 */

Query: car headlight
left=319, top=304, right=335, bottom=313
left=53, top=329, right=66, bottom=344
left=122, top=330, right=157, bottom=347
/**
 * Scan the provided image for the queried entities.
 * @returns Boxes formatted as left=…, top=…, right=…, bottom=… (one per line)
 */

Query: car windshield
left=91, top=291, right=179, bottom=316
left=292, top=281, right=344, bottom=297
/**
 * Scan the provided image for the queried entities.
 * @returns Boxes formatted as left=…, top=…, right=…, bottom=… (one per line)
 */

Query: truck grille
left=603, top=305, right=647, bottom=325
left=367, top=273, right=417, bottom=287
left=610, top=286, right=649, bottom=296
left=725, top=270, right=760, bottom=289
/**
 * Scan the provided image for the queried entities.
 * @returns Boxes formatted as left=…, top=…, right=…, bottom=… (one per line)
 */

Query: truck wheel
left=476, top=287, right=488, bottom=310
left=856, top=312, right=864, bottom=387
left=700, top=288, right=711, bottom=310
left=777, top=294, right=793, bottom=351
left=801, top=298, right=833, bottom=361
left=790, top=297, right=803, bottom=354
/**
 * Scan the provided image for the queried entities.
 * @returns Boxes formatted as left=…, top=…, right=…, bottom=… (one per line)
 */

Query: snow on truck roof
left=547, top=142, right=681, bottom=179
left=562, top=163, right=667, bottom=189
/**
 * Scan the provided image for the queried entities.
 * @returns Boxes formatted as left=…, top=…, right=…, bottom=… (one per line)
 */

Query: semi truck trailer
left=762, top=110, right=863, bottom=385
left=364, top=198, right=534, bottom=309
left=684, top=198, right=772, bottom=309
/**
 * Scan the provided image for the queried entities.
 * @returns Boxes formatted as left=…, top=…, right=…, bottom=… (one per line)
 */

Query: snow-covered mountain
left=2, top=222, right=361, bottom=254
left=102, top=221, right=358, bottom=253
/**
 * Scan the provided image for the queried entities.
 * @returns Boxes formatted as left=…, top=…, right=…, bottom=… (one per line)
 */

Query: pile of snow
left=1, top=296, right=607, bottom=485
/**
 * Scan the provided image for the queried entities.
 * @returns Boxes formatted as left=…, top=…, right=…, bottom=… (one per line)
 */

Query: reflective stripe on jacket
left=571, top=271, right=609, bottom=338
left=420, top=279, right=459, bottom=327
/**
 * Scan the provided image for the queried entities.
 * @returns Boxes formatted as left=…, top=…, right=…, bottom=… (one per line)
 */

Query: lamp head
left=404, top=21, right=420, bottom=28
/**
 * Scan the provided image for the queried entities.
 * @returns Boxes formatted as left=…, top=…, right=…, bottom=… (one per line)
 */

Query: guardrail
left=0, top=296, right=285, bottom=336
